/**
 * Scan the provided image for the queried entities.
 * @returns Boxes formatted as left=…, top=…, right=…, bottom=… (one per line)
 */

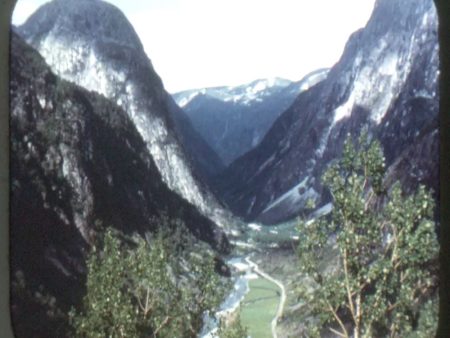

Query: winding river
left=199, top=256, right=285, bottom=338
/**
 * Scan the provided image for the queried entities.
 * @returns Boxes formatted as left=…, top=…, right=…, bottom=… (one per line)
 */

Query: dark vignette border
left=0, top=1, right=448, bottom=337
left=0, top=1, right=13, bottom=337
left=435, top=0, right=450, bottom=337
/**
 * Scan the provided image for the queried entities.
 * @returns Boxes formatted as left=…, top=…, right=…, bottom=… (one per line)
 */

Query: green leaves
left=217, top=312, right=248, bottom=338
left=297, top=132, right=439, bottom=338
left=69, top=229, right=138, bottom=337
left=70, top=224, right=226, bottom=337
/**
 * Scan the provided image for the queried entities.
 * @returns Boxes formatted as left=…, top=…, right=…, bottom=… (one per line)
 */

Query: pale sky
left=12, top=0, right=376, bottom=93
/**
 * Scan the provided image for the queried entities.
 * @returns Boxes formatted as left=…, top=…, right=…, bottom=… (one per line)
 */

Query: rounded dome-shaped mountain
left=19, top=0, right=143, bottom=51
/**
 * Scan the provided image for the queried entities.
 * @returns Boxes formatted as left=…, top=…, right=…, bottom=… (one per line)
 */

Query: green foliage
left=217, top=312, right=248, bottom=338
left=69, top=229, right=138, bottom=337
left=70, top=225, right=225, bottom=337
left=240, top=277, right=280, bottom=338
left=297, top=132, right=439, bottom=338
left=406, top=298, right=439, bottom=338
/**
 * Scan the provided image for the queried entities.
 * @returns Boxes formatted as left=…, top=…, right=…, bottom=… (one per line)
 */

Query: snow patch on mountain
left=175, top=72, right=330, bottom=109
left=262, top=177, right=318, bottom=214
left=332, top=47, right=407, bottom=126
left=177, top=91, right=200, bottom=108
left=248, top=223, right=262, bottom=231
left=298, top=68, right=330, bottom=92
left=175, top=77, right=293, bottom=108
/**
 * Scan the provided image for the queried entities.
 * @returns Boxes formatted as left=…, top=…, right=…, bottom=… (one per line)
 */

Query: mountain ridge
left=10, top=31, right=230, bottom=336
left=173, top=69, right=329, bottom=165
left=17, top=0, right=234, bottom=230
left=216, top=0, right=439, bottom=224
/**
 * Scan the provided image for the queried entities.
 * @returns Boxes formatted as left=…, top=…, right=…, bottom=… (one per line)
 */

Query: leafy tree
left=126, top=230, right=181, bottom=337
left=297, top=132, right=439, bottom=338
left=183, top=251, right=224, bottom=333
left=127, top=228, right=224, bottom=337
left=70, top=224, right=226, bottom=337
left=69, top=229, right=138, bottom=337
left=217, top=312, right=248, bottom=338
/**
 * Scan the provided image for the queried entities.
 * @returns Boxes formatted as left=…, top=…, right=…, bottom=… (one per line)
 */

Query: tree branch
left=355, top=292, right=362, bottom=338
left=330, top=327, right=348, bottom=338
left=343, top=249, right=357, bottom=324
left=364, top=190, right=374, bottom=211
left=153, top=316, right=172, bottom=337
left=327, top=301, right=350, bottom=338
left=144, top=286, right=150, bottom=315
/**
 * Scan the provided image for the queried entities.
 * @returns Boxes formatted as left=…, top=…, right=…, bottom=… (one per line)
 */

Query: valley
left=9, top=0, right=441, bottom=337
left=201, top=226, right=295, bottom=338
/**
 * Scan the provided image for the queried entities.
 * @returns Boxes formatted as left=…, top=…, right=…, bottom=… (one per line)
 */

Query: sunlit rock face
left=17, top=0, right=232, bottom=230
left=172, top=70, right=329, bottom=165
left=217, top=0, right=439, bottom=224
left=10, top=32, right=230, bottom=337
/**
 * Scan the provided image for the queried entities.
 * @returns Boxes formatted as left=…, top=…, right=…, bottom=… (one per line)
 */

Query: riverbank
left=199, top=257, right=255, bottom=338
left=245, top=257, right=286, bottom=338
left=200, top=219, right=302, bottom=338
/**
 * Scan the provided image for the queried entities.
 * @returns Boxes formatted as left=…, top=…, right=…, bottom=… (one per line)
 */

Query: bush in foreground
left=297, top=132, right=439, bottom=338
left=70, top=225, right=224, bottom=337
left=217, top=312, right=248, bottom=338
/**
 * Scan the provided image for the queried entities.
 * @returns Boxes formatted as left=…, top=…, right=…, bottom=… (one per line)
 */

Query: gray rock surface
left=18, top=0, right=232, bottom=230
left=10, top=32, right=229, bottom=337
left=217, top=0, right=439, bottom=224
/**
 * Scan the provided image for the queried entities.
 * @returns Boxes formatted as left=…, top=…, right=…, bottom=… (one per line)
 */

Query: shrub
left=217, top=312, right=248, bottom=338
left=297, top=132, right=439, bottom=338
left=70, top=225, right=225, bottom=337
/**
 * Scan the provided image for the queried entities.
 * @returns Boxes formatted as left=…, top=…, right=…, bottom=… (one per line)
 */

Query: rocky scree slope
left=10, top=32, right=229, bottom=337
left=217, top=0, right=439, bottom=224
left=173, top=71, right=329, bottom=165
left=17, top=0, right=232, bottom=229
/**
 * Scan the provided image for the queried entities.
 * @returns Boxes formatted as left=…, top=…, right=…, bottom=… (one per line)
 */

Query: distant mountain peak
left=244, top=77, right=292, bottom=90
left=174, top=77, right=293, bottom=108
left=171, top=72, right=329, bottom=165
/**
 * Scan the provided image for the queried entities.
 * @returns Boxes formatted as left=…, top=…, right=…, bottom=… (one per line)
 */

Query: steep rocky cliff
left=10, top=32, right=229, bottom=336
left=17, top=0, right=232, bottom=230
left=218, top=0, right=439, bottom=224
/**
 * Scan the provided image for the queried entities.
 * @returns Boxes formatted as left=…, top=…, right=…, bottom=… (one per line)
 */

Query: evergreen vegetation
left=69, top=224, right=226, bottom=337
left=297, top=132, right=439, bottom=338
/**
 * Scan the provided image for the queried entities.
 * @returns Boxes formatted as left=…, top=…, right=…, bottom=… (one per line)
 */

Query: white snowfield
left=248, top=223, right=262, bottom=231
left=262, top=176, right=318, bottom=215
left=174, top=77, right=293, bottom=108
left=174, top=69, right=330, bottom=109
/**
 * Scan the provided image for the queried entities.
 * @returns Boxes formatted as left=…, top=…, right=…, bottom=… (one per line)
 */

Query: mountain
left=10, top=32, right=230, bottom=337
left=165, top=96, right=225, bottom=182
left=17, top=0, right=231, bottom=229
left=217, top=0, right=439, bottom=224
left=173, top=71, right=329, bottom=165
